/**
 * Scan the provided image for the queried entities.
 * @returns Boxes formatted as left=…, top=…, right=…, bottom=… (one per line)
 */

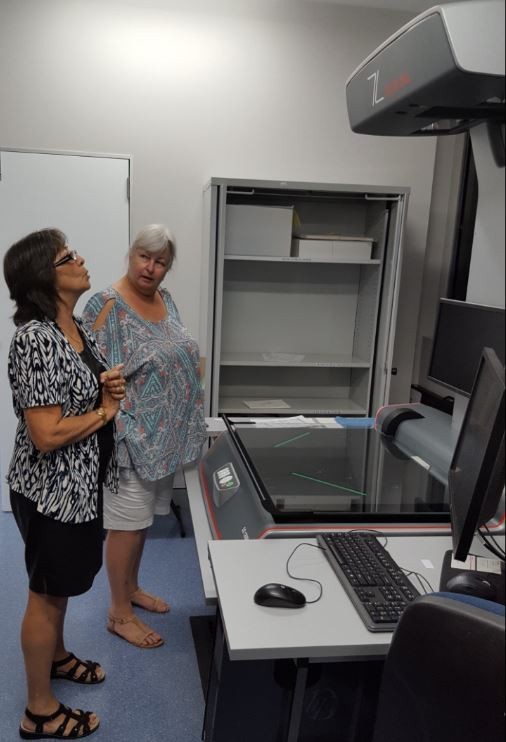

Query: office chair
left=372, top=592, right=505, bottom=742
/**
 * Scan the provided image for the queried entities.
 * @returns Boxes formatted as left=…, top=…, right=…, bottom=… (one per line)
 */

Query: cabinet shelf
left=218, top=396, right=367, bottom=416
left=220, top=351, right=371, bottom=368
left=224, top=254, right=381, bottom=265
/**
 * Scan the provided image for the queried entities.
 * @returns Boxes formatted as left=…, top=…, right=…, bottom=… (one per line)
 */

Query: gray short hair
left=130, top=224, right=176, bottom=268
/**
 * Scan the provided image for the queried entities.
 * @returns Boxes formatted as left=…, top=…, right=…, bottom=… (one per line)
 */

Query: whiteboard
left=0, top=150, right=130, bottom=509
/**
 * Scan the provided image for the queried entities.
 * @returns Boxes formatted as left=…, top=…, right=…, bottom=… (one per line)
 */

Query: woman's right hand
left=100, top=364, right=126, bottom=402
left=100, top=385, right=121, bottom=422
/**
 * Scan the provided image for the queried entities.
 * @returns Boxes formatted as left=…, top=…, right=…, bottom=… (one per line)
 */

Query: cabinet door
left=369, top=196, right=408, bottom=411
left=0, top=149, right=130, bottom=509
left=201, top=182, right=229, bottom=417
left=204, top=180, right=409, bottom=417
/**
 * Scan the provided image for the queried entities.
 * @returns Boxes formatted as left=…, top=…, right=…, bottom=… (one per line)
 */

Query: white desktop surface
left=184, top=456, right=453, bottom=604
left=208, top=535, right=463, bottom=662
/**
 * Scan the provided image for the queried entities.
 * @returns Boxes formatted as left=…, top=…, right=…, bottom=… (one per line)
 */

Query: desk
left=185, top=426, right=504, bottom=738
left=204, top=535, right=501, bottom=742
left=184, top=462, right=217, bottom=602
left=183, top=457, right=452, bottom=606
left=184, top=418, right=464, bottom=604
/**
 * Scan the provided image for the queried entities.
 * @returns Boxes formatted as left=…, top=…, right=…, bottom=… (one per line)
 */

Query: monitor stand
left=450, top=392, right=468, bottom=433
left=439, top=550, right=505, bottom=605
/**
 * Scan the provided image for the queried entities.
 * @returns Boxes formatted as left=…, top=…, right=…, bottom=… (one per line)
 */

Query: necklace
left=66, top=333, right=84, bottom=348
left=57, top=322, right=84, bottom=349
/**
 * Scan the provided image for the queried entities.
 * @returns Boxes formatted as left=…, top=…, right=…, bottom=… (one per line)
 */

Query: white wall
left=0, top=0, right=436, bottom=402
left=467, top=124, right=505, bottom=307
left=413, top=122, right=505, bottom=399
left=411, top=134, right=467, bottom=391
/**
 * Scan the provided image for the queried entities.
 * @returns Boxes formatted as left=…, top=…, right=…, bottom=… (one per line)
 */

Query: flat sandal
left=130, top=587, right=170, bottom=613
left=19, top=702, right=99, bottom=739
left=107, top=613, right=164, bottom=649
left=51, top=652, right=105, bottom=684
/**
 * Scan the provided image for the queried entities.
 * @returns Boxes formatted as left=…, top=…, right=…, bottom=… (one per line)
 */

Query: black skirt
left=10, top=488, right=104, bottom=598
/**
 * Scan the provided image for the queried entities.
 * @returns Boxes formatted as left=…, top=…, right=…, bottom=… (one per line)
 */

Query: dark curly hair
left=3, top=228, right=67, bottom=325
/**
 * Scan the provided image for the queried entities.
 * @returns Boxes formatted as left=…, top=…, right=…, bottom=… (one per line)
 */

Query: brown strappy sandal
left=50, top=653, right=105, bottom=684
left=107, top=613, right=164, bottom=649
left=131, top=587, right=170, bottom=613
left=19, top=702, right=99, bottom=739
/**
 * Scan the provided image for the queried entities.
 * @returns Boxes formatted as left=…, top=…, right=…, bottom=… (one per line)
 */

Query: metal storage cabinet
left=201, top=178, right=409, bottom=417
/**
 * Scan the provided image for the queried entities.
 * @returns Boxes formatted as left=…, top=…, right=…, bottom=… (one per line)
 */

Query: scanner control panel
left=212, top=462, right=241, bottom=508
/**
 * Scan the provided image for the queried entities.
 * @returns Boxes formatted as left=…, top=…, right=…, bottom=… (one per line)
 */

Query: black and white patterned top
left=6, top=317, right=119, bottom=523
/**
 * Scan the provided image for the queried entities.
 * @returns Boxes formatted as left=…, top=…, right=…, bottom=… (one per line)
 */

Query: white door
left=0, top=149, right=130, bottom=509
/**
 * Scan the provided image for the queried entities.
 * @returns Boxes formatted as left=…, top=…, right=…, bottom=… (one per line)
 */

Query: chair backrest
left=372, top=592, right=505, bottom=742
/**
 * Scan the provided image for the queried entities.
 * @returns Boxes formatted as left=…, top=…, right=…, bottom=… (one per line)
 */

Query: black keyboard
left=317, top=532, right=420, bottom=632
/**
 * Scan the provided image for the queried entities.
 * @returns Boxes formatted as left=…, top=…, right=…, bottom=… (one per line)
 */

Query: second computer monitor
left=448, top=347, right=505, bottom=562
left=428, top=299, right=505, bottom=397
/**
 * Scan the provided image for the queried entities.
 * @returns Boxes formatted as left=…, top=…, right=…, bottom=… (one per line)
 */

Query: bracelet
left=96, top=407, right=107, bottom=426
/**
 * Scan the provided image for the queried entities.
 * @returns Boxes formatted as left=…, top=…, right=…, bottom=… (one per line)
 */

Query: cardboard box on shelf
left=225, top=204, right=294, bottom=257
left=292, top=235, right=374, bottom=260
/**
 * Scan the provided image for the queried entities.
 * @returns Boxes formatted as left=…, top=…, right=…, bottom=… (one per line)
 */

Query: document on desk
left=451, top=554, right=503, bottom=574
left=244, top=399, right=291, bottom=409
left=229, top=416, right=343, bottom=428
left=247, top=415, right=322, bottom=428
left=261, top=352, right=306, bottom=363
left=205, top=417, right=227, bottom=433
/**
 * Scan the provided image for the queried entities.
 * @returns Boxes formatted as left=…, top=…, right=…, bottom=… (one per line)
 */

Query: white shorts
left=104, top=470, right=175, bottom=531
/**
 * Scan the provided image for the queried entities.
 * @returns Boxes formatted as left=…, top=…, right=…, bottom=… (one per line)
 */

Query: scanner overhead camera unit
left=346, top=0, right=505, bottom=137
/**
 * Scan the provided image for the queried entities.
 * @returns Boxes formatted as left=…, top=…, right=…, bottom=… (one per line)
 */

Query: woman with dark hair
left=3, top=228, right=125, bottom=740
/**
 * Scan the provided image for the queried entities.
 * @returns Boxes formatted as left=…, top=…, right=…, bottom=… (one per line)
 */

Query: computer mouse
left=445, top=573, right=497, bottom=601
left=253, top=583, right=306, bottom=609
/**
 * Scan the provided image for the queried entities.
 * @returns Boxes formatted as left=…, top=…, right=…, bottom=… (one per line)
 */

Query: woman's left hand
left=101, top=364, right=126, bottom=401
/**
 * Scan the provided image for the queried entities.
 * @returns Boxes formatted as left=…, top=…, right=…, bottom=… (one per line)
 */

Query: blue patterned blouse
left=7, top=318, right=119, bottom=523
left=82, top=287, right=206, bottom=481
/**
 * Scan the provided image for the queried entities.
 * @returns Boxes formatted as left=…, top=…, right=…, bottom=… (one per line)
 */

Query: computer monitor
left=448, top=347, right=505, bottom=563
left=428, top=299, right=505, bottom=396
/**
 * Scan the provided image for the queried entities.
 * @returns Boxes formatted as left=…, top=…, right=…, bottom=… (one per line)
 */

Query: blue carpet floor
left=0, top=491, right=214, bottom=741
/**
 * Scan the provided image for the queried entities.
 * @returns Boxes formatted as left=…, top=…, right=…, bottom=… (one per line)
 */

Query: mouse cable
left=478, top=528, right=505, bottom=561
left=344, top=527, right=388, bottom=548
left=345, top=529, right=434, bottom=594
left=285, top=542, right=326, bottom=604
left=477, top=537, right=505, bottom=561
left=477, top=528, right=506, bottom=561
left=399, top=567, right=434, bottom=595
left=481, top=525, right=506, bottom=558
left=345, top=528, right=434, bottom=593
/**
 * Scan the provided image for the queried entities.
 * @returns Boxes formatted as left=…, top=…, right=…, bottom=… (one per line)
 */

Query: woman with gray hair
left=83, top=224, right=206, bottom=648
